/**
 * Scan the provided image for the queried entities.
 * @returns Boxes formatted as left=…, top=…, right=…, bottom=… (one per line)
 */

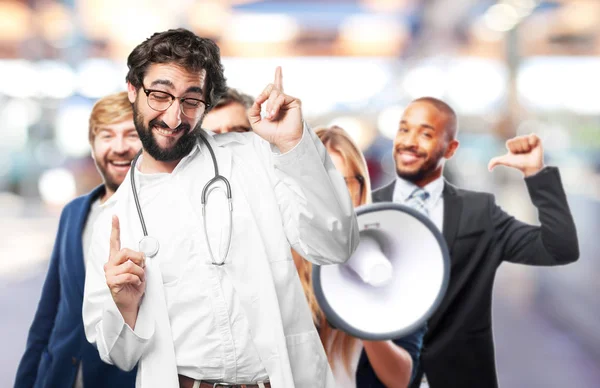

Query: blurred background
left=1, top=0, right=599, bottom=386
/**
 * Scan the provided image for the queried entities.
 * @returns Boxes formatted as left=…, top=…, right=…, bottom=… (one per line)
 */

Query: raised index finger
left=274, top=66, right=283, bottom=92
left=110, top=215, right=121, bottom=257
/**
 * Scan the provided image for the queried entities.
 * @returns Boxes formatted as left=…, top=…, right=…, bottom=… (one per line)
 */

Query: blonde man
left=15, top=92, right=141, bottom=388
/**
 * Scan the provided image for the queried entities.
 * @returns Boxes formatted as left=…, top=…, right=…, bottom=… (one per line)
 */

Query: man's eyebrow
left=149, top=79, right=174, bottom=88
left=184, top=86, right=203, bottom=95
left=399, top=120, right=435, bottom=131
left=147, top=80, right=203, bottom=95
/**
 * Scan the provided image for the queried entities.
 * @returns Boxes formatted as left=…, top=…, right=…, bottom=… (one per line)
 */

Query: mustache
left=149, top=118, right=191, bottom=133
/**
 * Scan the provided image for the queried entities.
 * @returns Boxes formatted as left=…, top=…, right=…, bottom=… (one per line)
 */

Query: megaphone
left=312, top=202, right=450, bottom=341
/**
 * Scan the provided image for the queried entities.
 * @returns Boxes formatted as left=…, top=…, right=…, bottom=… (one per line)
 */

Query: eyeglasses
left=142, top=86, right=209, bottom=119
left=344, top=175, right=364, bottom=203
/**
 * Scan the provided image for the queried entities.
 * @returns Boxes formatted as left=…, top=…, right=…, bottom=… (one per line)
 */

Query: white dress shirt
left=82, top=198, right=102, bottom=269
left=392, top=176, right=445, bottom=232
left=127, top=144, right=268, bottom=383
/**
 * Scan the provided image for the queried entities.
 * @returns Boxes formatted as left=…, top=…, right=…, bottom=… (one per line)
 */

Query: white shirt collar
left=393, top=174, right=445, bottom=205
left=135, top=140, right=202, bottom=177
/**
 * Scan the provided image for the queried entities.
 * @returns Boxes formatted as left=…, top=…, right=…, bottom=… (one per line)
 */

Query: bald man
left=371, top=97, right=579, bottom=388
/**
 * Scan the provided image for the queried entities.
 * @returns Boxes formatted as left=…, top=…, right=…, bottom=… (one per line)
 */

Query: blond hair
left=293, top=125, right=372, bottom=375
left=88, top=91, right=133, bottom=143
left=316, top=125, right=372, bottom=205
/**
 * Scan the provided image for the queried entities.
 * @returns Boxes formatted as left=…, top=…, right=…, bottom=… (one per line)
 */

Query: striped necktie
left=406, top=187, right=430, bottom=216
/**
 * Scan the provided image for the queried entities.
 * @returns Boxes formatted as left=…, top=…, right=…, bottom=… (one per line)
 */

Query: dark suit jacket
left=372, top=167, right=579, bottom=388
left=15, top=186, right=136, bottom=388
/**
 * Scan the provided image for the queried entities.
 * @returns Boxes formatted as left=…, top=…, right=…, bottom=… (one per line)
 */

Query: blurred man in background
left=202, top=87, right=254, bottom=134
left=372, top=96, right=579, bottom=388
left=15, top=91, right=141, bottom=388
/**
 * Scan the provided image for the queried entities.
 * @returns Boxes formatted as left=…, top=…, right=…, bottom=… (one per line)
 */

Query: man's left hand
left=488, top=133, right=545, bottom=177
left=248, top=66, right=303, bottom=154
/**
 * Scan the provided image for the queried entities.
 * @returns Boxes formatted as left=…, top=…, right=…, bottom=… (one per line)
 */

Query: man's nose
left=112, top=135, right=126, bottom=153
left=162, top=100, right=183, bottom=129
left=398, top=132, right=418, bottom=148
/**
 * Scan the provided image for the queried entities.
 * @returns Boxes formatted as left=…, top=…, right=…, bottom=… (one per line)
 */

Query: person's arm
left=492, top=166, right=579, bottom=265
left=362, top=325, right=426, bottom=388
left=488, top=134, right=579, bottom=265
left=14, top=209, right=68, bottom=387
left=362, top=341, right=413, bottom=388
left=82, top=210, right=153, bottom=372
left=247, top=67, right=358, bottom=265
left=263, top=124, right=359, bottom=265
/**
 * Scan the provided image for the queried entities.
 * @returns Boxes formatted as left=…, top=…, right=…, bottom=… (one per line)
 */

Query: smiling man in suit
left=15, top=92, right=141, bottom=388
left=372, top=96, right=579, bottom=388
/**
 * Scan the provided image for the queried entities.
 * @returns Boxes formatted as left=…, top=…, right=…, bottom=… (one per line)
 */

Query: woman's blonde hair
left=88, top=91, right=133, bottom=143
left=293, top=125, right=372, bottom=375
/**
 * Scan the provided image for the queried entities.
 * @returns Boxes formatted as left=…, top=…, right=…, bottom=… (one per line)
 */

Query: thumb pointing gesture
left=488, top=134, right=544, bottom=177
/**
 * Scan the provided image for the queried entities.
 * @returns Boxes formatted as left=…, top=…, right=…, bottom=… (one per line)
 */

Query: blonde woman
left=293, top=125, right=426, bottom=388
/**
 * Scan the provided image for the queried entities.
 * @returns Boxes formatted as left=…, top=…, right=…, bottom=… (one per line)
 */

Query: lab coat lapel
left=119, top=173, right=179, bottom=388
left=138, top=256, right=179, bottom=387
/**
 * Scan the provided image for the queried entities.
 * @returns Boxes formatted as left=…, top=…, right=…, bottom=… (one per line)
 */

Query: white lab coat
left=83, top=125, right=359, bottom=388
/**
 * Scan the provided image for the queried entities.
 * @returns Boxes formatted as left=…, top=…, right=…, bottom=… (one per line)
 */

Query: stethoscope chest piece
left=130, top=132, right=232, bottom=265
left=139, top=236, right=160, bottom=258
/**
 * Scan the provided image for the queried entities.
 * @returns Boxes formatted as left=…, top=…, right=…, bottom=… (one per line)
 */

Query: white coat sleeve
left=82, top=206, right=154, bottom=372
left=258, top=122, right=359, bottom=265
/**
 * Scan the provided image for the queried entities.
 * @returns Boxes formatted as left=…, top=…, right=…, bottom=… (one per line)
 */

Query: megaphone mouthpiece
left=345, top=235, right=392, bottom=287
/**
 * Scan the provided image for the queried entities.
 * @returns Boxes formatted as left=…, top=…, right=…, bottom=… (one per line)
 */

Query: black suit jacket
left=372, top=167, right=579, bottom=388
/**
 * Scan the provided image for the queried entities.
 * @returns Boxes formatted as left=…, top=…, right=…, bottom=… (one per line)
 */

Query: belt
left=178, top=375, right=271, bottom=388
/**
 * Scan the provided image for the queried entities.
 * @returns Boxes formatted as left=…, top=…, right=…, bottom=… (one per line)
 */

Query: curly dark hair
left=125, top=28, right=227, bottom=110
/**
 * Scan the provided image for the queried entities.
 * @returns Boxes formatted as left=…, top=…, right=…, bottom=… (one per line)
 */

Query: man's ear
left=127, top=82, right=137, bottom=104
left=444, top=139, right=459, bottom=160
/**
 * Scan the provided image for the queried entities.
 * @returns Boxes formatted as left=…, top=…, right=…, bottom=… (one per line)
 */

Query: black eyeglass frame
left=142, top=86, right=210, bottom=118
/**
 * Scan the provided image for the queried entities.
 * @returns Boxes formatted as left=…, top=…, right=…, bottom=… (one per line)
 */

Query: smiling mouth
left=154, top=126, right=183, bottom=137
left=109, top=160, right=132, bottom=167
left=397, top=151, right=424, bottom=164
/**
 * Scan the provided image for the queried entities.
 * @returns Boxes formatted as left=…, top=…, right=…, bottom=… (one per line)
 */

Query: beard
left=133, top=101, right=203, bottom=162
left=96, top=162, right=123, bottom=194
left=394, top=145, right=445, bottom=183
left=94, top=150, right=138, bottom=194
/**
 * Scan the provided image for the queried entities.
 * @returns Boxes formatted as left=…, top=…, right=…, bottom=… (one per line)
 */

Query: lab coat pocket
left=285, top=331, right=327, bottom=388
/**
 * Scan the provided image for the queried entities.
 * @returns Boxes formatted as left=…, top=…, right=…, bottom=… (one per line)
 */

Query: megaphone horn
left=312, top=202, right=450, bottom=341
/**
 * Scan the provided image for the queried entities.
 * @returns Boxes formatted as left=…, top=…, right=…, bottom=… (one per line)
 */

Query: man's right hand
left=104, top=215, right=146, bottom=328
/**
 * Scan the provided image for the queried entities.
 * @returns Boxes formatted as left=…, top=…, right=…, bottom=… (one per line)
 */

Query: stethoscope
left=130, top=132, right=233, bottom=265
